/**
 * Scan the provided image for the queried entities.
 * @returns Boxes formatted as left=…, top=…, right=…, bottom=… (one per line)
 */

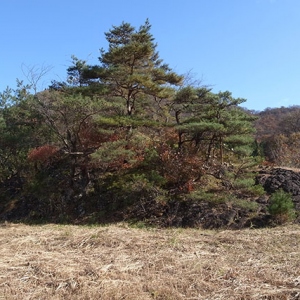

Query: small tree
left=66, top=55, right=88, bottom=87
left=268, top=189, right=296, bottom=224
left=0, top=82, right=47, bottom=183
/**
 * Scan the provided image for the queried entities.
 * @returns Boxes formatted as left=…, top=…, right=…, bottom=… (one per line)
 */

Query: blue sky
left=1, top=0, right=300, bottom=111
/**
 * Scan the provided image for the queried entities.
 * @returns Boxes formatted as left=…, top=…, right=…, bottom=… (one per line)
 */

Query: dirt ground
left=0, top=222, right=299, bottom=299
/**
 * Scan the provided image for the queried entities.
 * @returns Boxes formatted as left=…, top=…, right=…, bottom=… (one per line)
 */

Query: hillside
left=1, top=21, right=300, bottom=229
left=0, top=222, right=299, bottom=299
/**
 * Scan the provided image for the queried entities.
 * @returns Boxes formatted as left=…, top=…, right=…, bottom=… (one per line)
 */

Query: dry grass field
left=0, top=222, right=299, bottom=300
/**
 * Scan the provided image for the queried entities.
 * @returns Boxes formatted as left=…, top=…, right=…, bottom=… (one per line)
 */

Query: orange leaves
left=153, top=143, right=203, bottom=193
left=28, top=145, right=59, bottom=164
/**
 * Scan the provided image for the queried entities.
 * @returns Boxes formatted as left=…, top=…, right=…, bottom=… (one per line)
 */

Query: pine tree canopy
left=83, top=19, right=183, bottom=115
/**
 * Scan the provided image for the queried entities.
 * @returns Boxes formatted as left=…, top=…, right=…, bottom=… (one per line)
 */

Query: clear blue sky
left=1, top=0, right=300, bottom=111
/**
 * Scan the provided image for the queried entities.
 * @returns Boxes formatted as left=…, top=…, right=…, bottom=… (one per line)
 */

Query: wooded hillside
left=0, top=21, right=299, bottom=227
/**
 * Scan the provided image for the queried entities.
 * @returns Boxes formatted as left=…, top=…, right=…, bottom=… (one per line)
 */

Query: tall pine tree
left=84, top=20, right=183, bottom=116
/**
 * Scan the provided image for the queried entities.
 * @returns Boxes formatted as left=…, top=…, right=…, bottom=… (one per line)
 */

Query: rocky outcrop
left=256, top=167, right=300, bottom=211
left=125, top=197, right=271, bottom=230
left=2, top=167, right=299, bottom=228
left=127, top=167, right=300, bottom=229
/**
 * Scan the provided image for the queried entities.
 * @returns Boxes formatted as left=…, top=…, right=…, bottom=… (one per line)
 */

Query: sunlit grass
left=0, top=222, right=299, bottom=299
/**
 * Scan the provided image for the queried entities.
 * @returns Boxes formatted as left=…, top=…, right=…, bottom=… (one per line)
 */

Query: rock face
left=132, top=167, right=300, bottom=229
left=127, top=199, right=263, bottom=229
left=256, top=168, right=300, bottom=211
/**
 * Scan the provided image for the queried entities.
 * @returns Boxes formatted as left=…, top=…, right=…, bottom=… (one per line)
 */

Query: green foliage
left=190, top=188, right=259, bottom=211
left=231, top=198, right=259, bottom=211
left=35, top=90, right=105, bottom=152
left=95, top=172, right=169, bottom=214
left=247, top=184, right=266, bottom=197
left=173, top=88, right=256, bottom=164
left=221, top=159, right=265, bottom=197
left=268, top=189, right=296, bottom=224
left=0, top=20, right=280, bottom=228
left=66, top=55, right=89, bottom=86
left=84, top=19, right=183, bottom=116
left=232, top=178, right=256, bottom=189
left=91, top=140, right=134, bottom=164
left=0, top=83, right=48, bottom=182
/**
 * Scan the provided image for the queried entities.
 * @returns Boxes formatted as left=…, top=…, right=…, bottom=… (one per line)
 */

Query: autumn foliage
left=28, top=145, right=59, bottom=164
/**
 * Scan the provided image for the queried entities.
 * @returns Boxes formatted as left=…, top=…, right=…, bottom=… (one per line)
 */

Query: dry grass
left=0, top=222, right=299, bottom=300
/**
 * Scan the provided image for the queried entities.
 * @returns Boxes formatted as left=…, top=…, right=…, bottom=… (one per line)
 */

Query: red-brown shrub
left=28, top=145, right=59, bottom=164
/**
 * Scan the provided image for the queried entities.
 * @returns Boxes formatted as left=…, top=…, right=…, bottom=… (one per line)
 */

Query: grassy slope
left=0, top=223, right=299, bottom=299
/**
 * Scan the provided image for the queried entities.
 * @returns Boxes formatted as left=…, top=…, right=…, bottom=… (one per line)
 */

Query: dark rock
left=256, top=167, right=300, bottom=222
left=256, top=195, right=269, bottom=204
left=257, top=168, right=300, bottom=196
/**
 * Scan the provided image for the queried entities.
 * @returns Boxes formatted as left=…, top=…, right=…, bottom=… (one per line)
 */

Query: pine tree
left=84, top=20, right=183, bottom=116
left=174, top=88, right=256, bottom=163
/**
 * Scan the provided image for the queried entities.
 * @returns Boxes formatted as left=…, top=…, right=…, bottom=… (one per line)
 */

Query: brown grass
left=0, top=222, right=299, bottom=300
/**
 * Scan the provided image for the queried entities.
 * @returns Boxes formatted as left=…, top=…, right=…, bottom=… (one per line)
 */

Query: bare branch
left=21, top=63, right=54, bottom=94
